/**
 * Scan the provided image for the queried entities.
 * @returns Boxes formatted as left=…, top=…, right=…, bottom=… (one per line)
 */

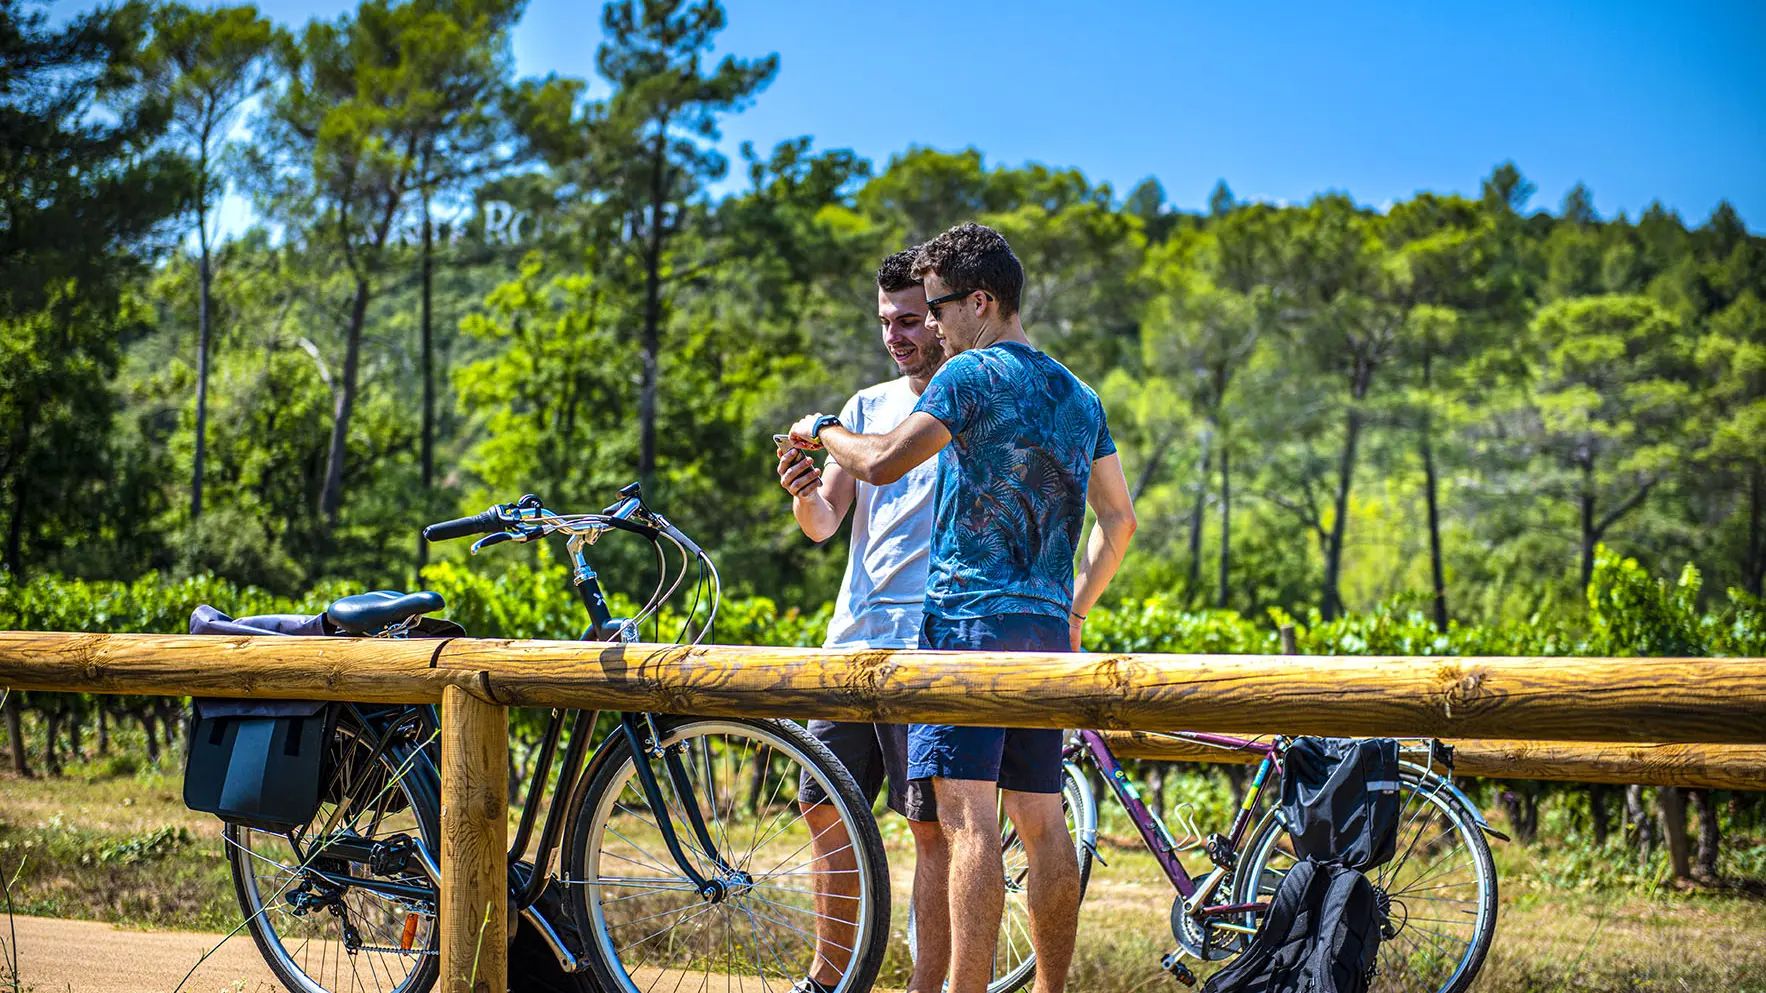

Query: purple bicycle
left=954, top=730, right=1501, bottom=993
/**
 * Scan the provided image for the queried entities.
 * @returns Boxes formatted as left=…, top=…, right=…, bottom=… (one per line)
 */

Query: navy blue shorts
left=908, top=612, right=1067, bottom=795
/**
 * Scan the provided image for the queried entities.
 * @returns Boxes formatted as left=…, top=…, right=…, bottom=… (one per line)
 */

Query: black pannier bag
left=1201, top=859, right=1382, bottom=993
left=1280, top=736, right=1402, bottom=871
left=182, top=606, right=339, bottom=831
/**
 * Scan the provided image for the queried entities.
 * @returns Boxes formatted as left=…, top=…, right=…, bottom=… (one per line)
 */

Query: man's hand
left=788, top=412, right=829, bottom=451
left=777, top=448, right=822, bottom=498
left=1068, top=614, right=1084, bottom=652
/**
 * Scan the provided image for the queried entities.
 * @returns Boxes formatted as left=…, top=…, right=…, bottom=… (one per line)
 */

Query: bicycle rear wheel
left=1232, top=768, right=1498, bottom=993
left=225, top=709, right=441, bottom=993
left=565, top=717, right=890, bottom=993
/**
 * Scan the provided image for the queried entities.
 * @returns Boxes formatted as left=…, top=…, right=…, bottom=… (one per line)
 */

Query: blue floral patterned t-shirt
left=912, top=340, right=1116, bottom=621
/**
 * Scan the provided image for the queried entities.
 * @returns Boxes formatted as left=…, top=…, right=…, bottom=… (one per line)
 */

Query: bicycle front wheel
left=1233, top=768, right=1498, bottom=993
left=565, top=717, right=890, bottom=993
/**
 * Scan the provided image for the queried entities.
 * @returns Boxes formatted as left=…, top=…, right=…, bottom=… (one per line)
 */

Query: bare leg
left=802, top=801, right=859, bottom=986
left=935, top=777, right=1005, bottom=993
left=1000, top=790, right=1080, bottom=993
left=907, top=817, right=951, bottom=993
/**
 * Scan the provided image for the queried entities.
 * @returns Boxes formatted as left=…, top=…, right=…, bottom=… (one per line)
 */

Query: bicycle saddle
left=326, top=590, right=446, bottom=635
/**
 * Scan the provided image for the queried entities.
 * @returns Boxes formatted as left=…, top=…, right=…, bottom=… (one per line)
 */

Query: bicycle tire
left=564, top=716, right=890, bottom=993
left=907, top=759, right=1096, bottom=993
left=225, top=709, right=442, bottom=993
left=1232, top=768, right=1498, bottom=993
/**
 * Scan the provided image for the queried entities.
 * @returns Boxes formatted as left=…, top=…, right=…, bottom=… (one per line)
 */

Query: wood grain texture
left=1104, top=732, right=1766, bottom=791
left=439, top=685, right=508, bottom=993
left=3, top=631, right=1766, bottom=744
left=0, top=630, right=458, bottom=701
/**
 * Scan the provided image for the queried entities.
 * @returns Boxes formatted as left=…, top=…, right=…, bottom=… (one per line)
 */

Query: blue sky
left=50, top=0, right=1766, bottom=229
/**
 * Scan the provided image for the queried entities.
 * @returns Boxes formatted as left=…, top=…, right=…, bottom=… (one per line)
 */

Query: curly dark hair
left=876, top=248, right=923, bottom=292
left=912, top=222, right=1023, bottom=318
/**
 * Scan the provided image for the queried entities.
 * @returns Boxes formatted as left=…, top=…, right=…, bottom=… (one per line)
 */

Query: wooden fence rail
left=5, top=629, right=1766, bottom=992
left=3, top=631, right=1765, bottom=743
left=1103, top=732, right=1766, bottom=792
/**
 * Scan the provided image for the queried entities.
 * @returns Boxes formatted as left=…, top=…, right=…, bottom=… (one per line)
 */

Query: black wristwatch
left=810, top=414, right=842, bottom=442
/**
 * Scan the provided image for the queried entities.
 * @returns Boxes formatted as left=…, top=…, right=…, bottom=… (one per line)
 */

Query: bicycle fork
left=619, top=713, right=748, bottom=902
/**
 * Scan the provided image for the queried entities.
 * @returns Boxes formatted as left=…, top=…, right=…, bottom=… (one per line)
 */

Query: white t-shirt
left=822, top=378, right=938, bottom=649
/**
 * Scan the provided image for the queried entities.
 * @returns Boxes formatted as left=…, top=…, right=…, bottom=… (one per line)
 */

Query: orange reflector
left=400, top=913, right=420, bottom=950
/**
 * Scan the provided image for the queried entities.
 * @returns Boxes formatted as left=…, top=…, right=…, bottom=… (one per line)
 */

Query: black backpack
left=1201, top=859, right=1382, bottom=993
left=1280, top=737, right=1402, bottom=871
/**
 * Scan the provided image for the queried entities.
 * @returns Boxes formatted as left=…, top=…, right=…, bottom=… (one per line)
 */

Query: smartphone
left=773, top=434, right=801, bottom=460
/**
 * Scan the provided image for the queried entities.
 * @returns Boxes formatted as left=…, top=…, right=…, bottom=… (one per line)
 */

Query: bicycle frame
left=1067, top=729, right=1280, bottom=921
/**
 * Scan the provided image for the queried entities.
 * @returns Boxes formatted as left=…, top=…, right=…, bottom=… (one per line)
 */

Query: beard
left=899, top=342, right=943, bottom=379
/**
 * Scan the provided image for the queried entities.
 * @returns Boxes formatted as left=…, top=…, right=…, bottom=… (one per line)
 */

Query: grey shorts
left=800, top=720, right=936, bottom=821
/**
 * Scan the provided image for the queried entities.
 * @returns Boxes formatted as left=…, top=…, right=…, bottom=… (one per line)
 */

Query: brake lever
left=470, top=531, right=516, bottom=554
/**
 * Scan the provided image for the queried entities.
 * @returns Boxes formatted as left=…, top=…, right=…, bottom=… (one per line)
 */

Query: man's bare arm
left=793, top=411, right=951, bottom=486
left=1071, top=453, right=1137, bottom=649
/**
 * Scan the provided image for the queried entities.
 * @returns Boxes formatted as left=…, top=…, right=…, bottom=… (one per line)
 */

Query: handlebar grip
left=422, top=508, right=503, bottom=542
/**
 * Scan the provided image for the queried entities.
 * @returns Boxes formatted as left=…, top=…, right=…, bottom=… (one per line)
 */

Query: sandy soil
left=8, top=914, right=283, bottom=993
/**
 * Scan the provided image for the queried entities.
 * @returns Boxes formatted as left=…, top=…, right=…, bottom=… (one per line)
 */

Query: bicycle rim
left=226, top=718, right=440, bottom=993
left=1235, top=771, right=1497, bottom=993
left=570, top=718, right=888, bottom=993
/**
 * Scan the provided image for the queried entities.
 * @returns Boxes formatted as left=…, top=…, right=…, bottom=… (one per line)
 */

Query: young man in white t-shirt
left=775, top=249, right=950, bottom=993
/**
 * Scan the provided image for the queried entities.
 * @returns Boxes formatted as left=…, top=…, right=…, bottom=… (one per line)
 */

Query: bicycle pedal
left=1160, top=950, right=1197, bottom=987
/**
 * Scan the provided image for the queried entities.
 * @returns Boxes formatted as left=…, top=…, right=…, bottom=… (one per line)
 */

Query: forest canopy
left=2, top=0, right=1761, bottom=631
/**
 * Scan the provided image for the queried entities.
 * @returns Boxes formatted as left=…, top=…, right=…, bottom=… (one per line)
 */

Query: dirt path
left=8, top=914, right=282, bottom=993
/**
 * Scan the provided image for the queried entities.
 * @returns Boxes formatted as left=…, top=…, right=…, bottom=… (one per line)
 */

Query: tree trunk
left=43, top=705, right=61, bottom=776
left=66, top=705, right=81, bottom=759
left=156, top=699, right=181, bottom=751
left=139, top=709, right=161, bottom=764
left=1590, top=783, right=1611, bottom=846
left=1625, top=784, right=1655, bottom=853
left=1500, top=784, right=1539, bottom=844
left=417, top=194, right=434, bottom=570
left=96, top=704, right=108, bottom=756
left=1420, top=352, right=1448, bottom=629
left=1580, top=460, right=1598, bottom=590
left=319, top=278, right=372, bottom=531
left=1321, top=406, right=1363, bottom=620
left=1748, top=463, right=1763, bottom=598
left=1687, top=788, right=1721, bottom=880
left=4, top=405, right=34, bottom=577
left=1130, top=425, right=1180, bottom=502
left=1657, top=786, right=1691, bottom=880
left=1187, top=439, right=1210, bottom=598
left=1217, top=439, right=1231, bottom=608
left=638, top=136, right=667, bottom=495
left=192, top=212, right=213, bottom=526
left=4, top=693, right=30, bottom=776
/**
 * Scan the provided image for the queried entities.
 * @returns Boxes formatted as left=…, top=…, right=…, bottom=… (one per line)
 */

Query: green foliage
left=95, top=826, right=192, bottom=867
left=5, top=0, right=1766, bottom=637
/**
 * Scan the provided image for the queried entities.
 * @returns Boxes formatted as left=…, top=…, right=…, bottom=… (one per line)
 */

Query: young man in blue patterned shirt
left=788, top=223, right=1138, bottom=993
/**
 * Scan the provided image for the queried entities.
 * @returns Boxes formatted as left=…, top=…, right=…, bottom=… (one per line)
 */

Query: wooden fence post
left=440, top=684, right=508, bottom=993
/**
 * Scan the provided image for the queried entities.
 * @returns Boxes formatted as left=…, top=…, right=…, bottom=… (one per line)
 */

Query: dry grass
left=2, top=761, right=1764, bottom=992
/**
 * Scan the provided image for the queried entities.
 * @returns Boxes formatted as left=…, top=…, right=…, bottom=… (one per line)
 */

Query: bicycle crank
left=1170, top=896, right=1237, bottom=961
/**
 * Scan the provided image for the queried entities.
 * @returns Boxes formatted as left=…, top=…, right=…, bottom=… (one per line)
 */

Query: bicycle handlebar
left=422, top=508, right=504, bottom=542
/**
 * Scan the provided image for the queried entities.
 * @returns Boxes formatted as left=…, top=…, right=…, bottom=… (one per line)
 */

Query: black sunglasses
left=925, top=288, right=993, bottom=321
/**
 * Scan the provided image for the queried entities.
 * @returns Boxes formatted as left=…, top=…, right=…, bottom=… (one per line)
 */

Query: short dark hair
left=876, top=248, right=922, bottom=292
left=912, top=222, right=1024, bottom=318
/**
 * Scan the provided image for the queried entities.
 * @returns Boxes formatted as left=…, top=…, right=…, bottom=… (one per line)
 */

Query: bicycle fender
left=1398, top=760, right=1509, bottom=842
